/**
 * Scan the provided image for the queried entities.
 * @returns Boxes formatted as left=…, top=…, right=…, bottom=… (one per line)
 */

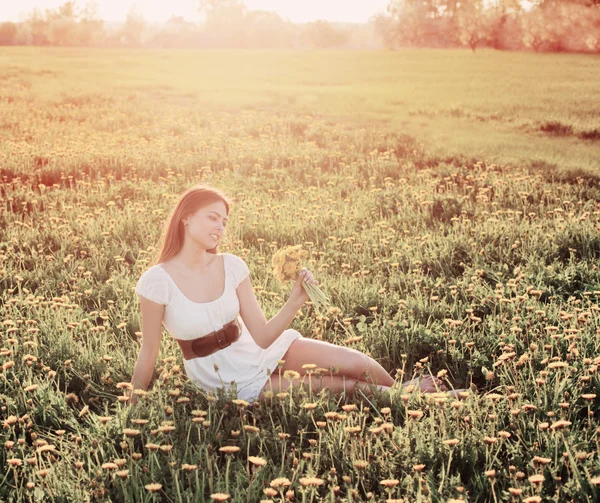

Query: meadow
left=1, top=47, right=600, bottom=502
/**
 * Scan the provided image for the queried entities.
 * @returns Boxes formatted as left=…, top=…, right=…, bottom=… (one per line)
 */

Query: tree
left=198, top=0, right=247, bottom=46
left=300, top=21, right=350, bottom=48
left=119, top=6, right=146, bottom=46
left=0, top=22, right=17, bottom=45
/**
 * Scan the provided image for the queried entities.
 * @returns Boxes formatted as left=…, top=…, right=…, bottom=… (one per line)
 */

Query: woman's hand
left=289, top=267, right=318, bottom=306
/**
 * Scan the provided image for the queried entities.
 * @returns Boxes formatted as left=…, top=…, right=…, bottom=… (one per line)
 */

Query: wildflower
left=550, top=420, right=572, bottom=430
left=269, top=477, right=291, bottom=488
left=231, top=399, right=249, bottom=407
left=548, top=361, right=568, bottom=369
left=442, top=439, right=460, bottom=447
left=3, top=416, right=18, bottom=428
left=380, top=479, right=400, bottom=487
left=532, top=456, right=551, bottom=465
left=123, top=428, right=140, bottom=437
left=219, top=446, right=241, bottom=454
left=248, top=456, right=267, bottom=466
left=116, top=470, right=129, bottom=479
left=271, top=245, right=329, bottom=311
left=529, top=474, right=544, bottom=484
left=210, top=494, right=231, bottom=502
left=102, top=462, right=118, bottom=470
left=299, top=477, right=325, bottom=487
left=283, top=370, right=300, bottom=381
left=353, top=460, right=369, bottom=469
left=145, top=483, right=162, bottom=492
left=7, top=458, right=22, bottom=467
left=243, top=425, right=260, bottom=433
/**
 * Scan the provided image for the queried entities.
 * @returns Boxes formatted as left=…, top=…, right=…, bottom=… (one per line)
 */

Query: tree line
left=0, top=0, right=598, bottom=52
left=375, top=0, right=600, bottom=52
left=0, top=0, right=379, bottom=49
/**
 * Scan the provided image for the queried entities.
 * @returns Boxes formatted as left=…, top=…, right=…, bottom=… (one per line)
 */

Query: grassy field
left=1, top=48, right=600, bottom=502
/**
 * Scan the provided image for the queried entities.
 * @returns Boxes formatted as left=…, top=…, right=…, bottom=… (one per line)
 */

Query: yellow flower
left=299, top=477, right=325, bottom=486
left=248, top=456, right=267, bottom=466
left=269, top=477, right=291, bottom=488
left=282, top=370, right=301, bottom=381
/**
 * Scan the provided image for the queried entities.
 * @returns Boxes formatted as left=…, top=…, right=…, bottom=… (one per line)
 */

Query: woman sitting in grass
left=129, top=184, right=457, bottom=405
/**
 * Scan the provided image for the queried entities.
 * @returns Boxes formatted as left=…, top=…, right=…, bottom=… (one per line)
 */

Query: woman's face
left=184, top=200, right=228, bottom=250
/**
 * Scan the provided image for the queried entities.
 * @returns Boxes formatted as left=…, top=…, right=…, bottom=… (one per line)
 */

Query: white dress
left=134, top=253, right=303, bottom=403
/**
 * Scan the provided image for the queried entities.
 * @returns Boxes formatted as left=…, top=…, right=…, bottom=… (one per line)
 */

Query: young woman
left=129, top=185, right=449, bottom=405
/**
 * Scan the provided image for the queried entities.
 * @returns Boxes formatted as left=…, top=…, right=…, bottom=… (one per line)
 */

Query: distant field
left=1, top=47, right=599, bottom=179
left=2, top=48, right=600, bottom=502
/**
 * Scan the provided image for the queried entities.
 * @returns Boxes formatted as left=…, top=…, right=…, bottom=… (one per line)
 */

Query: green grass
left=1, top=48, right=600, bottom=502
left=1, top=47, right=599, bottom=178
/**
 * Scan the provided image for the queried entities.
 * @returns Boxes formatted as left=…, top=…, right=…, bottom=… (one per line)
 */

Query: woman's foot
left=397, top=375, right=447, bottom=393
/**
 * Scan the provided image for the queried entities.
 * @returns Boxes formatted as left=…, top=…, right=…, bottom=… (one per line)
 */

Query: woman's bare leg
left=277, top=338, right=446, bottom=392
left=256, top=373, right=445, bottom=402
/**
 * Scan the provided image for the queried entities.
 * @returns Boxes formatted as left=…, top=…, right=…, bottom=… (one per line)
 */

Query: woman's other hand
left=289, top=267, right=318, bottom=306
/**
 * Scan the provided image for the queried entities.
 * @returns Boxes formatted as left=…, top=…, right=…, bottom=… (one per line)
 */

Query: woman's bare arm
left=129, top=297, right=164, bottom=405
left=237, top=268, right=316, bottom=350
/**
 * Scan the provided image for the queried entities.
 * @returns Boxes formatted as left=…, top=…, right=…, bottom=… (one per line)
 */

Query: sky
left=0, top=0, right=390, bottom=24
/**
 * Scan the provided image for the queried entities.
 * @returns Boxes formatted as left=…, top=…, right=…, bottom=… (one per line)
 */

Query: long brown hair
left=151, top=185, right=231, bottom=266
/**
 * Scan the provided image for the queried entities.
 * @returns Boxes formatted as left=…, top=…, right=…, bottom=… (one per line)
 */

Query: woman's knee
left=278, top=338, right=368, bottom=380
left=258, top=374, right=358, bottom=400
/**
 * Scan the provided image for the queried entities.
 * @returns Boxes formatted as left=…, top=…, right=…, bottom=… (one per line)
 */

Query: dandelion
left=269, top=477, right=291, bottom=489
left=210, top=494, right=231, bottom=502
left=299, top=477, right=325, bottom=487
left=123, top=428, right=140, bottom=437
left=271, top=245, right=330, bottom=312
left=532, top=456, right=551, bottom=465
left=282, top=370, right=301, bottom=381
left=380, top=479, right=400, bottom=487
left=116, top=470, right=129, bottom=479
left=248, top=456, right=267, bottom=466
left=219, top=446, right=241, bottom=454
left=550, top=420, right=572, bottom=430
left=145, top=483, right=162, bottom=492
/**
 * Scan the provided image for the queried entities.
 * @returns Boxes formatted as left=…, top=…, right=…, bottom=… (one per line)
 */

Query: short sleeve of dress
left=228, top=254, right=250, bottom=288
left=135, top=267, right=172, bottom=305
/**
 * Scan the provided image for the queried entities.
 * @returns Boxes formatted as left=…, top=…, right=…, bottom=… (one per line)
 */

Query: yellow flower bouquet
left=271, top=245, right=330, bottom=312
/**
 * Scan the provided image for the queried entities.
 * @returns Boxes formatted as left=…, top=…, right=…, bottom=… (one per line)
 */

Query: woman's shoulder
left=138, top=263, right=169, bottom=281
left=221, top=253, right=250, bottom=285
left=135, top=264, right=173, bottom=305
